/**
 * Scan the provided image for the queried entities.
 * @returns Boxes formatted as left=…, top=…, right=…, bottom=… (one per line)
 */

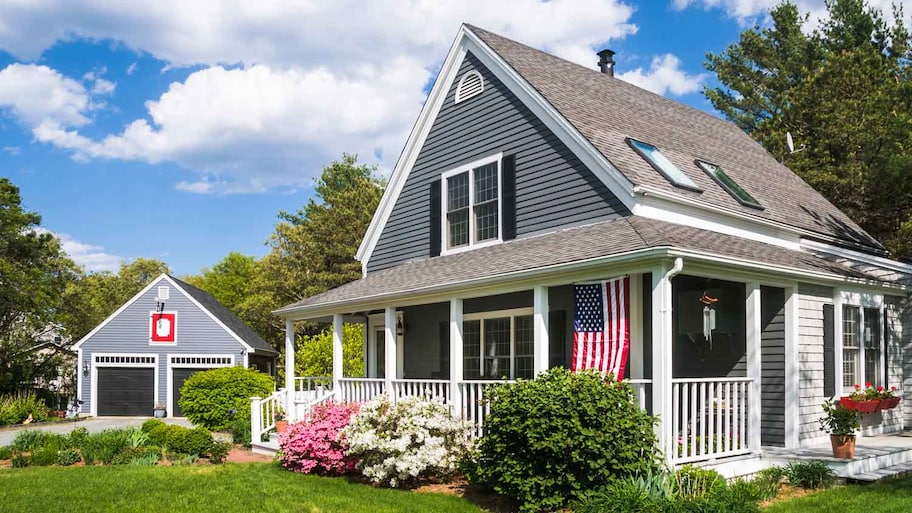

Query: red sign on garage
left=150, top=312, right=177, bottom=343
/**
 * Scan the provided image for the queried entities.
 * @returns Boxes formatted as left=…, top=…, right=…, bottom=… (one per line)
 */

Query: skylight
left=696, top=160, right=764, bottom=210
left=627, top=138, right=701, bottom=192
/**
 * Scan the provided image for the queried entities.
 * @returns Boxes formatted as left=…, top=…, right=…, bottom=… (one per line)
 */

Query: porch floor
left=708, top=431, right=912, bottom=481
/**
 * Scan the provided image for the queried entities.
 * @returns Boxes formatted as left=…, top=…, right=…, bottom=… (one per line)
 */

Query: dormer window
left=695, top=160, right=764, bottom=210
left=441, top=154, right=502, bottom=254
left=627, top=138, right=701, bottom=192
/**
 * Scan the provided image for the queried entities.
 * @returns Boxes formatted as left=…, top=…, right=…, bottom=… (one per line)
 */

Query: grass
left=765, top=474, right=912, bottom=513
left=0, top=463, right=486, bottom=513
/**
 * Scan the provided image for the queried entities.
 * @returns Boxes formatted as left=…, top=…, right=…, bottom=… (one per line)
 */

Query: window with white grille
left=455, top=71, right=484, bottom=103
left=170, top=356, right=233, bottom=366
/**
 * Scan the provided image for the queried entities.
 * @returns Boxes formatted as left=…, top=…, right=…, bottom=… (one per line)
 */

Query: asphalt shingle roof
left=280, top=217, right=882, bottom=313
left=170, top=276, right=278, bottom=355
left=466, top=25, right=881, bottom=250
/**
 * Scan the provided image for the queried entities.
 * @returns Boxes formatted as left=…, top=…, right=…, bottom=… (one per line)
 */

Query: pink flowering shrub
left=278, top=402, right=360, bottom=474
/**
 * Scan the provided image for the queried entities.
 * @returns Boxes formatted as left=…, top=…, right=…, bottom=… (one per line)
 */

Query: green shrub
left=82, top=429, right=132, bottom=465
left=178, top=366, right=274, bottom=431
left=467, top=368, right=661, bottom=512
left=56, top=448, right=81, bottom=466
left=575, top=480, right=669, bottom=513
left=167, top=452, right=198, bottom=465
left=11, top=429, right=51, bottom=451
left=129, top=452, right=161, bottom=466
left=785, top=461, right=835, bottom=489
left=166, top=426, right=213, bottom=456
left=29, top=446, right=59, bottom=466
left=146, top=424, right=174, bottom=447
left=141, top=419, right=166, bottom=433
left=209, top=440, right=232, bottom=464
left=0, top=445, right=12, bottom=459
left=227, top=415, right=252, bottom=446
left=751, top=466, right=784, bottom=501
left=11, top=453, right=29, bottom=468
left=0, top=391, right=50, bottom=425
left=68, top=427, right=89, bottom=449
left=674, top=466, right=726, bottom=499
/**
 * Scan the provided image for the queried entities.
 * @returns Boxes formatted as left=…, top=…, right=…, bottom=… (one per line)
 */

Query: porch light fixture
left=82, top=359, right=90, bottom=378
left=396, top=317, right=406, bottom=336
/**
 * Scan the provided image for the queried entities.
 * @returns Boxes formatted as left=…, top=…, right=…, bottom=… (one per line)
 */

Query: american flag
left=572, top=276, right=630, bottom=379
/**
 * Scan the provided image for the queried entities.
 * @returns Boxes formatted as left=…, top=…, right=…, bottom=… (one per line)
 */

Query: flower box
left=839, top=397, right=880, bottom=413
left=879, top=397, right=901, bottom=410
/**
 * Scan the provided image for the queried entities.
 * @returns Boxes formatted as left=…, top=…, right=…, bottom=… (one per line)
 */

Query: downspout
left=657, top=257, right=682, bottom=462
left=665, top=257, right=684, bottom=283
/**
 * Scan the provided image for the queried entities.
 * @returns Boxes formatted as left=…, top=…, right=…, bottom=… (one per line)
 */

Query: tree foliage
left=0, top=178, right=79, bottom=394
left=294, top=324, right=365, bottom=378
left=705, top=0, right=912, bottom=258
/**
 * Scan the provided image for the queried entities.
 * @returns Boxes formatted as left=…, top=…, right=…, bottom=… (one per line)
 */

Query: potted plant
left=275, top=407, right=288, bottom=434
left=840, top=383, right=881, bottom=413
left=877, top=386, right=901, bottom=410
left=819, top=399, right=860, bottom=459
left=153, top=402, right=167, bottom=418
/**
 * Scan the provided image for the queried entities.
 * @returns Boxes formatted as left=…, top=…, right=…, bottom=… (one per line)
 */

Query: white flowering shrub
left=342, top=394, right=473, bottom=488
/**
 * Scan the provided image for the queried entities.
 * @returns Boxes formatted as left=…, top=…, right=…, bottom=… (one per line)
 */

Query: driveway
left=0, top=417, right=193, bottom=446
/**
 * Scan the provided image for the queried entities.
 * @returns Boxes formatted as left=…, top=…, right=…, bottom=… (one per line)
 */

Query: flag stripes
left=572, top=277, right=630, bottom=379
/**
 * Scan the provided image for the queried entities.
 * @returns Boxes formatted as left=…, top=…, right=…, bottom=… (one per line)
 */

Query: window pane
left=474, top=202, right=499, bottom=241
left=483, top=317, right=511, bottom=379
left=515, top=315, right=534, bottom=379
left=628, top=139, right=700, bottom=190
left=447, top=172, right=469, bottom=211
left=696, top=161, right=763, bottom=209
left=463, top=320, right=481, bottom=380
left=843, top=306, right=859, bottom=387
left=474, top=163, right=498, bottom=203
left=864, top=308, right=880, bottom=386
left=448, top=209, right=469, bottom=247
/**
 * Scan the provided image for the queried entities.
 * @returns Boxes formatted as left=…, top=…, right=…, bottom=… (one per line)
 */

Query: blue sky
left=0, top=0, right=882, bottom=276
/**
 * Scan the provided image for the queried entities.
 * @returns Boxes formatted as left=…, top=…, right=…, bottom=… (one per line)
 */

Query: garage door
left=171, top=368, right=210, bottom=417
left=96, top=367, right=155, bottom=416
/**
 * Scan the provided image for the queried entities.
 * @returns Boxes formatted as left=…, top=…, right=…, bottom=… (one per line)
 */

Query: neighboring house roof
left=464, top=25, right=881, bottom=251
left=166, top=276, right=277, bottom=355
left=72, top=274, right=278, bottom=355
left=277, top=217, right=898, bottom=317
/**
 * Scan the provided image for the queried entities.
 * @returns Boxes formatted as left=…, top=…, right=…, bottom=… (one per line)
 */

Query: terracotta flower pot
left=879, top=397, right=901, bottom=410
left=275, top=420, right=288, bottom=434
left=830, top=434, right=856, bottom=459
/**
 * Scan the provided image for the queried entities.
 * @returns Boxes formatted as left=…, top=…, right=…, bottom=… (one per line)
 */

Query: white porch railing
left=391, top=379, right=451, bottom=403
left=295, top=376, right=332, bottom=393
left=458, top=380, right=512, bottom=437
left=671, top=377, right=753, bottom=464
left=628, top=378, right=651, bottom=412
left=250, top=388, right=287, bottom=444
left=338, top=378, right=386, bottom=402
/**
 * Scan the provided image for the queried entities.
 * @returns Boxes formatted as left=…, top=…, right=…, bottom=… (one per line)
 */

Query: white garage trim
left=91, top=353, right=158, bottom=417
left=166, top=354, right=235, bottom=418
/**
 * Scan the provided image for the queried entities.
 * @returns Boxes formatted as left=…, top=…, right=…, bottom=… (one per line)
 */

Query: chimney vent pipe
left=597, top=49, right=616, bottom=77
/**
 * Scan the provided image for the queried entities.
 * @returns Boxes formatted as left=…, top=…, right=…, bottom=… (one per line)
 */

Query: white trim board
left=90, top=353, right=159, bottom=418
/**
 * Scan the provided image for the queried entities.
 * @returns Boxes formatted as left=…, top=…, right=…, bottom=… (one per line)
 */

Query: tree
left=183, top=252, right=258, bottom=313
left=247, top=154, right=385, bottom=350
left=0, top=178, right=79, bottom=394
left=705, top=0, right=912, bottom=258
left=293, top=324, right=365, bottom=379
left=59, top=258, right=171, bottom=341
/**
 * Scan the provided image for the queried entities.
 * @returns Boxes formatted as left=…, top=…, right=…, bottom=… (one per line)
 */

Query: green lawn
left=764, top=475, right=912, bottom=513
left=0, top=463, right=486, bottom=513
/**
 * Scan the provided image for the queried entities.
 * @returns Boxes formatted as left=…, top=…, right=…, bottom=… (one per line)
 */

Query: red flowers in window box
left=841, top=384, right=901, bottom=413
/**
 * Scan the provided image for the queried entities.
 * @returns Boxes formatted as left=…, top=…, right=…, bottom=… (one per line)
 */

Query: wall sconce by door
left=82, top=359, right=90, bottom=378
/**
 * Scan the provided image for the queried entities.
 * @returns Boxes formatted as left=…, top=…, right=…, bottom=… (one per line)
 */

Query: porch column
left=629, top=274, right=644, bottom=379
left=533, top=286, right=550, bottom=376
left=450, top=298, right=464, bottom=417
left=332, top=314, right=344, bottom=393
left=784, top=285, right=800, bottom=448
left=284, top=319, right=295, bottom=417
left=651, top=265, right=674, bottom=460
left=384, top=306, right=397, bottom=396
left=746, top=282, right=763, bottom=453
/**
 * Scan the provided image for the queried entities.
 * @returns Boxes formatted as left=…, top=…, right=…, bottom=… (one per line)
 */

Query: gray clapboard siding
left=760, top=286, right=786, bottom=447
left=367, top=52, right=630, bottom=273
left=79, top=276, right=246, bottom=414
left=798, top=283, right=832, bottom=442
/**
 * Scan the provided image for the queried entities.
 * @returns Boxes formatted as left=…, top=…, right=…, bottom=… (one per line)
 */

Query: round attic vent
left=455, top=70, right=484, bottom=104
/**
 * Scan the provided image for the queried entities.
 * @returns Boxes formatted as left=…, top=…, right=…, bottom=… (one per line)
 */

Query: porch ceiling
left=275, top=217, right=904, bottom=320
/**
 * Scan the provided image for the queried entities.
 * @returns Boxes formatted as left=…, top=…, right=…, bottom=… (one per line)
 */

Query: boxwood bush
left=466, top=368, right=661, bottom=512
left=178, top=366, right=274, bottom=431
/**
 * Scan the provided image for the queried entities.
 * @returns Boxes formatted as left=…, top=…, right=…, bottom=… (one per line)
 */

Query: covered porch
left=257, top=256, right=806, bottom=467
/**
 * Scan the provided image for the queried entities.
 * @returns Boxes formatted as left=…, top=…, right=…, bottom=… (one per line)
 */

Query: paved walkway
left=0, top=417, right=193, bottom=446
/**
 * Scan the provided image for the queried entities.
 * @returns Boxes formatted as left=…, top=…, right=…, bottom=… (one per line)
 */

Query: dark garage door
left=172, top=368, right=210, bottom=417
left=97, top=367, right=154, bottom=416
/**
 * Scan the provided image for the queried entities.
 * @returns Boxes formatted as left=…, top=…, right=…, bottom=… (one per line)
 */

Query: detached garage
left=73, top=274, right=278, bottom=417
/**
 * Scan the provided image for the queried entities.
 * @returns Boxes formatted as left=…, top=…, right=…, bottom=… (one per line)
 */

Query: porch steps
left=251, top=434, right=280, bottom=456
left=847, top=460, right=912, bottom=482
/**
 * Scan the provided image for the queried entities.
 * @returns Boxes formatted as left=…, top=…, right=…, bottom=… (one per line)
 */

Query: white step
left=848, top=460, right=912, bottom=482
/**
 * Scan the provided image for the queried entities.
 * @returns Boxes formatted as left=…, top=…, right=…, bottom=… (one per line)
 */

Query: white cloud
left=673, top=0, right=911, bottom=26
left=126, top=62, right=137, bottom=75
left=0, top=64, right=93, bottom=128
left=617, top=54, right=706, bottom=96
left=35, top=229, right=122, bottom=272
left=3, top=146, right=19, bottom=155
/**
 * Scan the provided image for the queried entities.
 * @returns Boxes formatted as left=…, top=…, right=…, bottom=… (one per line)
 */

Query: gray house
left=73, top=274, right=277, bottom=417
left=257, top=25, right=912, bottom=475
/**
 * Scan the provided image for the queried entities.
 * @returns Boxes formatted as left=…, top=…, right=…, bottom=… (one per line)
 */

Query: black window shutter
left=429, top=180, right=442, bottom=257
left=548, top=310, right=566, bottom=368
left=502, top=154, right=517, bottom=241
left=883, top=308, right=889, bottom=389
left=823, top=304, right=835, bottom=397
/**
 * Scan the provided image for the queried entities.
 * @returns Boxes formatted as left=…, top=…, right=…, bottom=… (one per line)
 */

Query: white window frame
left=463, top=307, right=533, bottom=380
left=838, top=290, right=884, bottom=393
left=440, top=153, right=503, bottom=256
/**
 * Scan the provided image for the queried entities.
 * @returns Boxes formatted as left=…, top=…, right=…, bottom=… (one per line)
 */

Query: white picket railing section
left=458, top=380, right=513, bottom=437
left=338, top=378, right=386, bottom=403
left=628, top=379, right=651, bottom=412
left=250, top=389, right=286, bottom=444
left=391, top=379, right=451, bottom=403
left=671, top=377, right=753, bottom=464
left=295, top=376, right=332, bottom=393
